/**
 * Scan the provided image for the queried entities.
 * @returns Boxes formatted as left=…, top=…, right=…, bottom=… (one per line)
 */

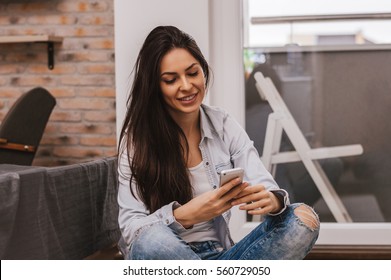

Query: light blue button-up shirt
left=117, top=104, right=289, bottom=253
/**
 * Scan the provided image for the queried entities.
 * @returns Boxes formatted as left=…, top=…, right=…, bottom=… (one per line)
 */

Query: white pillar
left=208, top=0, right=245, bottom=127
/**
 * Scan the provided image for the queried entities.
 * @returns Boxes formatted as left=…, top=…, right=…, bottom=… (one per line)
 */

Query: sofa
left=0, top=157, right=121, bottom=259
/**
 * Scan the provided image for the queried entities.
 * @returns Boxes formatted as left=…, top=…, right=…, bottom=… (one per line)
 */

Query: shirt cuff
left=160, top=201, right=190, bottom=234
left=268, top=189, right=289, bottom=216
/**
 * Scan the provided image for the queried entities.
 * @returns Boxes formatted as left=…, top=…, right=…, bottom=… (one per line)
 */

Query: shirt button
left=205, top=162, right=209, bottom=165
left=213, top=185, right=217, bottom=189
left=165, top=219, right=170, bottom=224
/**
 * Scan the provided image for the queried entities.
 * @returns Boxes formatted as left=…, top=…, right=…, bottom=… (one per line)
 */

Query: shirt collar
left=199, top=104, right=224, bottom=140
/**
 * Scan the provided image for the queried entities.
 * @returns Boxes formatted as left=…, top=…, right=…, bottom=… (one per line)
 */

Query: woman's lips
left=177, top=93, right=197, bottom=103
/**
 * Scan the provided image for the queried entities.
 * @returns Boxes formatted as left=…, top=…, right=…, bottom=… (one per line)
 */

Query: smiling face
left=159, top=48, right=206, bottom=121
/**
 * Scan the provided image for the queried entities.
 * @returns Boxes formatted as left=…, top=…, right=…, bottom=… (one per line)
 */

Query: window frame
left=228, top=0, right=391, bottom=245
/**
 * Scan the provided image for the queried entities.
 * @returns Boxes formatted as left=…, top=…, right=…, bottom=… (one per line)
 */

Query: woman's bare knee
left=294, top=204, right=320, bottom=230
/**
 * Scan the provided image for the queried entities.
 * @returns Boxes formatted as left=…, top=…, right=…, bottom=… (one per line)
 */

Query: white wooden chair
left=254, top=72, right=363, bottom=222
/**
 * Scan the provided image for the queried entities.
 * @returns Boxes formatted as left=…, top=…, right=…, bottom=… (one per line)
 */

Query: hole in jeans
left=294, top=204, right=320, bottom=231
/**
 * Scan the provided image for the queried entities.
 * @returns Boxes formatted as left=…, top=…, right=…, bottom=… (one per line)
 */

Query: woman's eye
left=163, top=78, right=176, bottom=84
left=188, top=71, right=198, bottom=77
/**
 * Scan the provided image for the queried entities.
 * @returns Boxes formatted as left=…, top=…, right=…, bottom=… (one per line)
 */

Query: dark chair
left=0, top=87, right=56, bottom=165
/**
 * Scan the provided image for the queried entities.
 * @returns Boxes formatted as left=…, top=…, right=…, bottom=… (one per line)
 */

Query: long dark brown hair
left=119, top=26, right=210, bottom=213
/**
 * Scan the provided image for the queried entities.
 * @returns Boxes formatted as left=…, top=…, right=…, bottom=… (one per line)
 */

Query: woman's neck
left=169, top=109, right=201, bottom=139
left=169, top=109, right=203, bottom=167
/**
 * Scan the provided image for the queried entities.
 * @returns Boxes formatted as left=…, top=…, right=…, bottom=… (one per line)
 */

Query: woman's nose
left=179, top=77, right=192, bottom=91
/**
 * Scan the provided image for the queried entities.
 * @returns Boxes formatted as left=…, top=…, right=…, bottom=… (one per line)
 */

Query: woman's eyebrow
left=161, top=63, right=199, bottom=76
left=185, top=63, right=198, bottom=71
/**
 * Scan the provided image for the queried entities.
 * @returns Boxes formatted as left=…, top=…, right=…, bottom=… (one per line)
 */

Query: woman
left=117, top=25, right=319, bottom=260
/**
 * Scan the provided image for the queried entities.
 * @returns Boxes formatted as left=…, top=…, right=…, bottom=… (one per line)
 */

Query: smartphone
left=219, top=167, right=244, bottom=187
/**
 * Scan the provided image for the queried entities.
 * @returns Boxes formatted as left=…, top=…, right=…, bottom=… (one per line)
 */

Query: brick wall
left=0, top=0, right=117, bottom=166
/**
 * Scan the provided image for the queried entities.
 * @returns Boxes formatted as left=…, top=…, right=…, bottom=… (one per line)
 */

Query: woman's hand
left=173, top=178, right=248, bottom=228
left=231, top=184, right=282, bottom=215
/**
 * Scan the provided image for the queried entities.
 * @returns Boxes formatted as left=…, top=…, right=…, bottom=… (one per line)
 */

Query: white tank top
left=178, top=161, right=219, bottom=243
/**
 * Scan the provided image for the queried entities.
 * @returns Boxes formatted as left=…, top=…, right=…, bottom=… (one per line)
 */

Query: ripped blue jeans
left=127, top=203, right=319, bottom=260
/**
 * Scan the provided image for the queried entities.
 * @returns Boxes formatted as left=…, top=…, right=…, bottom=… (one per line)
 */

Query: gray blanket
left=0, top=157, right=121, bottom=259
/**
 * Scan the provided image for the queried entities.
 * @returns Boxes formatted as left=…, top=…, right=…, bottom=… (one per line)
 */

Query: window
left=242, top=0, right=391, bottom=244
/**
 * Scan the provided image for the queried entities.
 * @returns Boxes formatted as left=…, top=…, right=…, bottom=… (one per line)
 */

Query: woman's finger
left=232, top=186, right=268, bottom=205
left=217, top=178, right=248, bottom=201
left=238, top=197, right=272, bottom=210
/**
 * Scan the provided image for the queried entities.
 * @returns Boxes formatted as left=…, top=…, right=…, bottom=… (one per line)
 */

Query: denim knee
left=128, top=223, right=199, bottom=260
left=288, top=203, right=320, bottom=249
left=267, top=203, right=319, bottom=258
left=293, top=203, right=320, bottom=231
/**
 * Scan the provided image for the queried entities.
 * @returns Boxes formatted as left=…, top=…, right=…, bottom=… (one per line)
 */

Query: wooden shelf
left=0, top=35, right=63, bottom=44
left=0, top=35, right=63, bottom=70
